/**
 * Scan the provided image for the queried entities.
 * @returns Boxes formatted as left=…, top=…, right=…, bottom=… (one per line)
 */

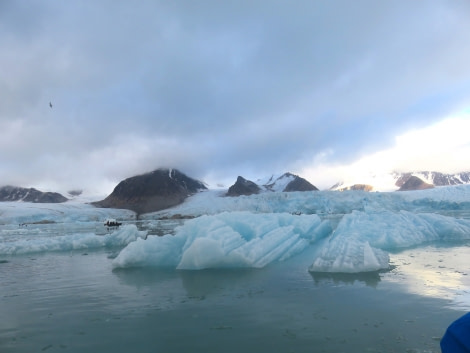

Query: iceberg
left=112, top=211, right=331, bottom=269
left=309, top=210, right=470, bottom=273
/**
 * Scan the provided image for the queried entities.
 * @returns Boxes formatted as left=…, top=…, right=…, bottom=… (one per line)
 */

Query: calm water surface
left=1, top=239, right=469, bottom=353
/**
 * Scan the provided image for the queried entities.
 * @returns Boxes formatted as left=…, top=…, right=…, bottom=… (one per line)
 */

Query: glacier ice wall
left=145, top=185, right=470, bottom=219
left=0, top=201, right=135, bottom=225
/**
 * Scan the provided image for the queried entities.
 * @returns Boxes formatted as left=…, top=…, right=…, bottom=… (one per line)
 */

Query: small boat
left=104, top=219, right=122, bottom=228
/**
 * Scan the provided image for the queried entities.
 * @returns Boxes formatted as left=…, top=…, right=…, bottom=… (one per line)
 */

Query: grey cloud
left=2, top=0, right=470, bottom=192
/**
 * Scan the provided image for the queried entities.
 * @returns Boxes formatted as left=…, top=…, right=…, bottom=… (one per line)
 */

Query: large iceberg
left=113, top=209, right=470, bottom=272
left=112, top=212, right=331, bottom=269
left=309, top=210, right=470, bottom=273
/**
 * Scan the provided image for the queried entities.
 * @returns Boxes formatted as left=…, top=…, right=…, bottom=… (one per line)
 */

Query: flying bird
left=49, top=102, right=53, bottom=108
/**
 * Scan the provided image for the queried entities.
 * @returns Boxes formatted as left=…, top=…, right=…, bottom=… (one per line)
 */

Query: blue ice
left=0, top=225, right=145, bottom=255
left=309, top=210, right=470, bottom=273
left=2, top=185, right=470, bottom=273
left=112, top=212, right=331, bottom=269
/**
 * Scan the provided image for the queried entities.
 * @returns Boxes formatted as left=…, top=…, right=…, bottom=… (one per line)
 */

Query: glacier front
left=2, top=186, right=470, bottom=273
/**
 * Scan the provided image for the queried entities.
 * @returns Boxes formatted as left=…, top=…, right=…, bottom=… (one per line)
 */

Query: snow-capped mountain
left=331, top=171, right=470, bottom=192
left=395, top=171, right=470, bottom=187
left=257, top=172, right=318, bottom=192
left=226, top=173, right=318, bottom=196
left=0, top=186, right=68, bottom=203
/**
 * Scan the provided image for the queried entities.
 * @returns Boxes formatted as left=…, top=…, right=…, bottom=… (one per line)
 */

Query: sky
left=2, top=0, right=470, bottom=195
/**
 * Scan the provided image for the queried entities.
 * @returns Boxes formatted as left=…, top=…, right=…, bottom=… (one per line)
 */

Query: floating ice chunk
left=0, top=225, right=145, bottom=255
left=113, top=211, right=331, bottom=270
left=112, top=235, right=185, bottom=268
left=309, top=238, right=389, bottom=273
left=309, top=210, right=470, bottom=273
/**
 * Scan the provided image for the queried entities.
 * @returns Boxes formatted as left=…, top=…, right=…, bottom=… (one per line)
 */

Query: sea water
left=1, top=239, right=468, bottom=353
left=1, top=189, right=470, bottom=353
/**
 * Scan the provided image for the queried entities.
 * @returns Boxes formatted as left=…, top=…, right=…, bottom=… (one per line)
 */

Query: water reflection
left=112, top=267, right=179, bottom=288
left=387, top=242, right=470, bottom=310
left=178, top=268, right=263, bottom=298
left=309, top=271, right=382, bottom=287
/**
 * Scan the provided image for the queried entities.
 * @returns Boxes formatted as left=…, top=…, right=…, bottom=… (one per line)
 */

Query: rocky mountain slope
left=0, top=186, right=68, bottom=203
left=226, top=176, right=261, bottom=196
left=92, top=168, right=207, bottom=214
left=397, top=175, right=434, bottom=191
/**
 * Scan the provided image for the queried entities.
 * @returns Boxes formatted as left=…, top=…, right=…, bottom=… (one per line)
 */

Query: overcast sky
left=2, top=0, right=470, bottom=194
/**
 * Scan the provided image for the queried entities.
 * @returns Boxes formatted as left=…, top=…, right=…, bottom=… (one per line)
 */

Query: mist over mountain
left=330, top=184, right=374, bottom=192
left=395, top=171, right=470, bottom=187
left=331, top=171, right=470, bottom=192
left=397, top=176, right=434, bottom=191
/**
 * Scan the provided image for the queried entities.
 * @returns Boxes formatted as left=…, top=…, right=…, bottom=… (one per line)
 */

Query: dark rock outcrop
left=395, top=173, right=413, bottom=188
left=0, top=186, right=68, bottom=203
left=397, top=176, right=434, bottom=191
left=92, top=169, right=207, bottom=214
left=226, top=176, right=261, bottom=196
left=281, top=173, right=318, bottom=192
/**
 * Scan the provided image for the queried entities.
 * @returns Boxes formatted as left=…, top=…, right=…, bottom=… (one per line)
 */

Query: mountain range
left=330, top=171, right=470, bottom=192
left=0, top=186, right=68, bottom=203
left=1, top=170, right=469, bottom=213
left=227, top=173, right=318, bottom=197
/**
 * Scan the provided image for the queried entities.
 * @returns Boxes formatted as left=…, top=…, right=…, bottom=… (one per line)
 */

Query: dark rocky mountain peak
left=0, top=186, right=68, bottom=203
left=397, top=176, right=434, bottom=191
left=226, top=176, right=261, bottom=197
left=280, top=173, right=318, bottom=192
left=92, top=168, right=207, bottom=214
left=261, top=172, right=318, bottom=192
